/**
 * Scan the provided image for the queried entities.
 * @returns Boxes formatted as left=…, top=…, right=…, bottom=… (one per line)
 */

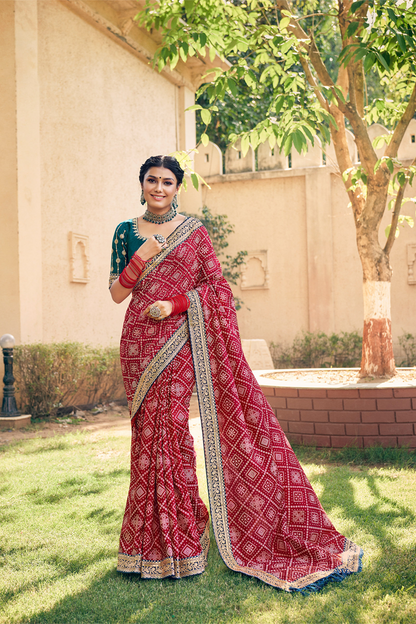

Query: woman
left=109, top=155, right=362, bottom=591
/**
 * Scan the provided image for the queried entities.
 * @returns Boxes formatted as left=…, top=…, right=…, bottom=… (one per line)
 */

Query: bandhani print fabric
left=116, top=217, right=363, bottom=591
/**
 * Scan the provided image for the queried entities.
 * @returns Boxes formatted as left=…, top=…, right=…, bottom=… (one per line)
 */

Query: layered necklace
left=143, top=205, right=177, bottom=224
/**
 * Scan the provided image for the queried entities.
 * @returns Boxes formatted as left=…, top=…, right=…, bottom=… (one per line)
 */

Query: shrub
left=13, top=342, right=124, bottom=417
left=398, top=332, right=416, bottom=366
left=270, top=331, right=363, bottom=369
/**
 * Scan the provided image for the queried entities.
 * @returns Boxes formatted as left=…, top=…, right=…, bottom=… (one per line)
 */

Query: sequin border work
left=135, top=217, right=203, bottom=286
left=117, top=520, right=210, bottom=578
left=186, top=290, right=362, bottom=592
left=130, top=321, right=189, bottom=419
left=132, top=217, right=148, bottom=242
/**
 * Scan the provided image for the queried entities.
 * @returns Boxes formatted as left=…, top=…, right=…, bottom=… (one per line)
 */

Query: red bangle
left=169, top=294, right=190, bottom=315
left=118, top=254, right=146, bottom=289
left=119, top=269, right=137, bottom=289
left=129, top=254, right=146, bottom=275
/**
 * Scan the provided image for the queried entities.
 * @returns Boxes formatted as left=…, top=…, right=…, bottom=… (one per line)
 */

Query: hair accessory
left=143, top=206, right=177, bottom=224
left=149, top=305, right=162, bottom=318
left=140, top=190, right=146, bottom=205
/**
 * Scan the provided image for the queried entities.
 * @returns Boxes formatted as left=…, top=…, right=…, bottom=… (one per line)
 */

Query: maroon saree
left=116, top=217, right=363, bottom=591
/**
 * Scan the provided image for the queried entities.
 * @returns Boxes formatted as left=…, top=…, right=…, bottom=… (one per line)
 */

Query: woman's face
left=142, top=166, right=179, bottom=212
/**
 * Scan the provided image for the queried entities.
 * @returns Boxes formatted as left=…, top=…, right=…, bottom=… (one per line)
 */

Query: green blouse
left=109, top=218, right=147, bottom=288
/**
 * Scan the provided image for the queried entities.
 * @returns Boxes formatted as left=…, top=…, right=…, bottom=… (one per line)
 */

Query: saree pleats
left=118, top=342, right=209, bottom=578
left=117, top=217, right=362, bottom=590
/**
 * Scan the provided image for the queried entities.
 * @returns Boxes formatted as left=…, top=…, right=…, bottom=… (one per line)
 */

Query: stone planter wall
left=256, top=375, right=416, bottom=449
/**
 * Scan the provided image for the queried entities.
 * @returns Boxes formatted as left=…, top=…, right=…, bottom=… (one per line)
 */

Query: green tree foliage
left=194, top=1, right=384, bottom=150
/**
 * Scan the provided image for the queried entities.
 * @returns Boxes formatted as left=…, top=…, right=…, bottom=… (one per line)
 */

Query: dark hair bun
left=139, top=155, right=184, bottom=186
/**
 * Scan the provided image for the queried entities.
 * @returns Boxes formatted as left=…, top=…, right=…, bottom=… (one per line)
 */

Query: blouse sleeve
left=109, top=222, right=129, bottom=288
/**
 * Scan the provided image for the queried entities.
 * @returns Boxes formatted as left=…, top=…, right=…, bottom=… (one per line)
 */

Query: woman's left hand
left=144, top=300, right=173, bottom=320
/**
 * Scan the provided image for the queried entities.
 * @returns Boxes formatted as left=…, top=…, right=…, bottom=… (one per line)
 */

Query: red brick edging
left=259, top=384, right=416, bottom=448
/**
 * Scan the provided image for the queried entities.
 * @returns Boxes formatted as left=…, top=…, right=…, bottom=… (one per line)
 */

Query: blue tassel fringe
left=291, top=548, right=364, bottom=594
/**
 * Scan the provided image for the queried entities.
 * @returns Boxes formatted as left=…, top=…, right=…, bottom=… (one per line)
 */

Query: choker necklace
left=143, top=206, right=177, bottom=224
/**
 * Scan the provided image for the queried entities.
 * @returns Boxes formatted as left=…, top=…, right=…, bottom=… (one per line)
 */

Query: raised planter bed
left=255, top=368, right=416, bottom=449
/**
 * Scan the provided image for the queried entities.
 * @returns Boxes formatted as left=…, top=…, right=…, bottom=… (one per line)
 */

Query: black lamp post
left=0, top=334, right=20, bottom=417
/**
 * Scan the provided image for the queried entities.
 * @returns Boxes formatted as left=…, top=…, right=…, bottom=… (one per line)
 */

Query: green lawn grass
left=1, top=427, right=416, bottom=624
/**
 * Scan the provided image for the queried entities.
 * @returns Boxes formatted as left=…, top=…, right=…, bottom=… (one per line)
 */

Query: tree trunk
left=356, top=225, right=396, bottom=378
left=360, top=280, right=395, bottom=378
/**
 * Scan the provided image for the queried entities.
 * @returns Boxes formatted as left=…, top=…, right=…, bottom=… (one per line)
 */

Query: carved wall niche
left=240, top=250, right=270, bottom=290
left=69, top=232, right=90, bottom=283
left=407, top=244, right=416, bottom=285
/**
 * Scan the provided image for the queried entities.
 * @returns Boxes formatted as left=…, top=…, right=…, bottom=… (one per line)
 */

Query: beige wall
left=0, top=2, right=20, bottom=342
left=0, top=0, right=206, bottom=350
left=201, top=172, right=310, bottom=343
left=38, top=0, right=179, bottom=345
left=0, top=0, right=44, bottom=345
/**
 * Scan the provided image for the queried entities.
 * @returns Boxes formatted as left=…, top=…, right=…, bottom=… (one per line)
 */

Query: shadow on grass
left=24, top=470, right=128, bottom=506
left=293, top=444, right=416, bottom=468
left=0, top=508, right=17, bottom=524
left=0, top=545, right=117, bottom=610
left=93, top=468, right=130, bottom=480
left=26, top=478, right=107, bottom=505
left=16, top=541, right=416, bottom=624
left=20, top=439, right=73, bottom=454
left=86, top=506, right=121, bottom=523
left=16, top=508, right=416, bottom=624
left=317, top=468, right=415, bottom=536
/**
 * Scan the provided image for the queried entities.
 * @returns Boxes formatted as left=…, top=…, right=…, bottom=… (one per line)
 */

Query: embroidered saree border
left=109, top=272, right=118, bottom=288
left=117, top=521, right=210, bottom=578
left=136, top=217, right=203, bottom=286
left=130, top=320, right=189, bottom=419
left=186, top=290, right=362, bottom=592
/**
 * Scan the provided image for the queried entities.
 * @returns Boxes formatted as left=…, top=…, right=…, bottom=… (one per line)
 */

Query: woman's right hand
left=136, top=236, right=167, bottom=261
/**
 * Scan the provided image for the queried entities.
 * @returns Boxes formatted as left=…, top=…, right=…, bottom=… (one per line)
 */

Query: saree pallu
left=117, top=217, right=363, bottom=591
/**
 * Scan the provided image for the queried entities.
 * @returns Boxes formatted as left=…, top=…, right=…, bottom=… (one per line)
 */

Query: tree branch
left=384, top=185, right=406, bottom=256
left=355, top=63, right=365, bottom=118
left=385, top=83, right=416, bottom=159
left=329, top=105, right=366, bottom=225
left=297, top=53, right=328, bottom=110
left=384, top=157, right=416, bottom=255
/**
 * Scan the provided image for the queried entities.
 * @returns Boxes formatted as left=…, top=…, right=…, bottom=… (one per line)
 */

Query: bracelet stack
left=168, top=294, right=190, bottom=315
left=119, top=255, right=146, bottom=289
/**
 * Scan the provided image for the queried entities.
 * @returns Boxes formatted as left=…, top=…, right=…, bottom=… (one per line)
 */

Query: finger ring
left=153, top=234, right=166, bottom=244
left=149, top=305, right=162, bottom=318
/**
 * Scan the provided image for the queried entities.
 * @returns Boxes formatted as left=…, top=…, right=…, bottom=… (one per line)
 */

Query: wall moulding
left=240, top=250, right=270, bottom=290
left=407, top=243, right=416, bottom=285
left=69, top=232, right=90, bottom=284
